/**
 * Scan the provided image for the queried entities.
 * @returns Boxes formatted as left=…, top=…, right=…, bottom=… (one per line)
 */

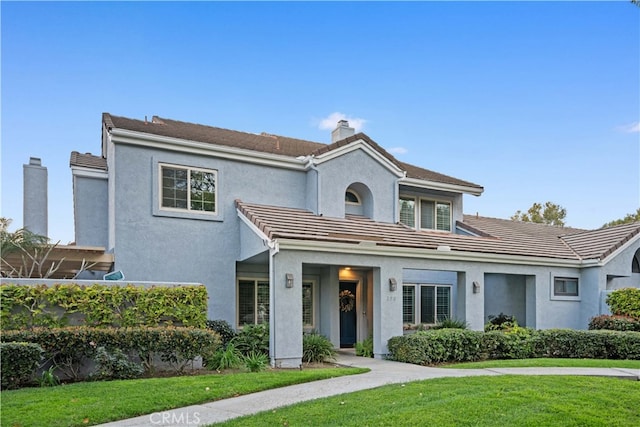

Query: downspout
left=268, top=239, right=278, bottom=366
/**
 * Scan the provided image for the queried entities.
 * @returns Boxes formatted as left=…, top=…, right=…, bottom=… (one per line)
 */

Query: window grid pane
left=161, top=165, right=216, bottom=213
left=161, top=167, right=188, bottom=209
left=402, top=286, right=415, bottom=323
left=256, top=281, right=270, bottom=324
left=436, top=287, right=450, bottom=321
left=238, top=281, right=255, bottom=326
left=399, top=198, right=415, bottom=228
left=436, top=202, right=451, bottom=231
left=302, top=282, right=313, bottom=326
left=420, top=200, right=435, bottom=230
left=420, top=286, right=436, bottom=324
left=190, top=170, right=216, bottom=212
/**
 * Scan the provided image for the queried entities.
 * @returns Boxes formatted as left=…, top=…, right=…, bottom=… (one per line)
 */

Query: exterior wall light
left=285, top=273, right=294, bottom=288
left=473, top=281, right=480, bottom=293
left=389, top=277, right=397, bottom=291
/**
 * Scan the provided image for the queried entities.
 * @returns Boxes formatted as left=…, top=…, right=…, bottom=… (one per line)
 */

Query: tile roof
left=69, top=151, right=107, bottom=170
left=236, top=200, right=640, bottom=263
left=102, top=113, right=482, bottom=191
left=560, top=222, right=640, bottom=260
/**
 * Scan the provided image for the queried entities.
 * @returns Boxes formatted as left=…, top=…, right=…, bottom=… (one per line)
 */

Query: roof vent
left=437, top=245, right=451, bottom=252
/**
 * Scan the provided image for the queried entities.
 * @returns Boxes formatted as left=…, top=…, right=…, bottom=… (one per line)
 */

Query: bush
left=0, top=326, right=221, bottom=380
left=485, top=313, right=519, bottom=331
left=482, top=327, right=537, bottom=360
left=355, top=336, right=373, bottom=358
left=243, top=351, right=269, bottom=372
left=0, top=283, right=208, bottom=330
left=232, top=323, right=269, bottom=356
left=534, top=329, right=640, bottom=360
left=607, top=288, right=640, bottom=320
left=431, top=317, right=468, bottom=330
left=90, top=346, right=144, bottom=380
left=1, top=342, right=44, bottom=389
left=206, top=319, right=236, bottom=347
left=589, top=315, right=640, bottom=332
left=388, top=329, right=484, bottom=365
left=302, top=332, right=336, bottom=363
left=204, top=343, right=242, bottom=371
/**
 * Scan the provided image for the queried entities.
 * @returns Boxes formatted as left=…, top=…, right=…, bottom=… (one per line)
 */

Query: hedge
left=0, top=326, right=221, bottom=381
left=0, top=342, right=44, bottom=389
left=0, top=283, right=208, bottom=330
left=588, top=315, right=640, bottom=332
left=387, top=328, right=640, bottom=365
left=607, top=288, right=640, bottom=320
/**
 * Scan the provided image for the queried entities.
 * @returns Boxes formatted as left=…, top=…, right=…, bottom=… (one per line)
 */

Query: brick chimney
left=23, top=157, right=48, bottom=237
left=331, top=120, right=355, bottom=143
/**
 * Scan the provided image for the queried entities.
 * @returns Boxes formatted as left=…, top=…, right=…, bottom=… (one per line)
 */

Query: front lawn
left=216, top=375, right=640, bottom=427
left=0, top=367, right=368, bottom=427
left=445, top=358, right=640, bottom=369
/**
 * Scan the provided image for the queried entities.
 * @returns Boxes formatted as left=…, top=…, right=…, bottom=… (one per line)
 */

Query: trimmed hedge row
left=0, top=326, right=221, bottom=381
left=0, top=283, right=208, bottom=330
left=607, top=287, right=640, bottom=320
left=387, top=328, right=640, bottom=365
left=0, top=342, right=44, bottom=389
left=589, top=315, right=640, bottom=332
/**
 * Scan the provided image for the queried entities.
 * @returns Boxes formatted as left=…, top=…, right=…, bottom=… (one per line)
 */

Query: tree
left=511, top=202, right=567, bottom=227
left=602, top=208, right=640, bottom=228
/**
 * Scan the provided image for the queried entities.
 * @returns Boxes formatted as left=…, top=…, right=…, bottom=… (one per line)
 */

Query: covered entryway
left=339, top=281, right=358, bottom=347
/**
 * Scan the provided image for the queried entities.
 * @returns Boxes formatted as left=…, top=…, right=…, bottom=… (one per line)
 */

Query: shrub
left=90, top=346, right=144, bottom=380
left=243, top=351, right=269, bottom=372
left=589, top=315, right=640, bottom=332
left=485, top=313, right=519, bottom=331
left=534, top=329, right=640, bottom=359
left=204, top=343, right=242, bottom=371
left=302, top=332, right=336, bottom=363
left=0, top=342, right=44, bottom=389
left=0, top=283, right=208, bottom=330
left=388, top=329, right=484, bottom=365
left=206, top=319, right=236, bottom=347
left=482, top=327, right=537, bottom=360
left=232, top=323, right=269, bottom=356
left=355, top=336, right=373, bottom=358
left=0, top=326, right=221, bottom=380
left=607, top=288, right=640, bottom=320
left=431, top=317, right=468, bottom=330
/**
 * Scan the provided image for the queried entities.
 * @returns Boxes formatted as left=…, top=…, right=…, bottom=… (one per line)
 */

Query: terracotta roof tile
left=560, top=222, right=640, bottom=260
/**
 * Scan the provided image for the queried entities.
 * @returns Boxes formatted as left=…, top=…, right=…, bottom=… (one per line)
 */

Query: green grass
left=444, top=358, right=640, bottom=369
left=217, top=375, right=640, bottom=427
left=0, top=367, right=368, bottom=427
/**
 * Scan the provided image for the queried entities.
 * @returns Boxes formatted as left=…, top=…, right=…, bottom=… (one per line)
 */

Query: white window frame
left=236, top=278, right=270, bottom=327
left=398, top=196, right=452, bottom=232
left=402, top=284, right=452, bottom=325
left=302, top=279, right=317, bottom=329
left=159, top=163, right=217, bottom=215
left=551, top=276, right=580, bottom=301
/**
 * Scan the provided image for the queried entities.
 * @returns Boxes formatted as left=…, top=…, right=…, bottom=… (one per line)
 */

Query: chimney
left=23, top=157, right=48, bottom=237
left=331, top=120, right=355, bottom=143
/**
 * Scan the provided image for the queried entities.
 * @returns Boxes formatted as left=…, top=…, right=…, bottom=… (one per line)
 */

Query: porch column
left=457, top=270, right=484, bottom=331
left=372, top=265, right=403, bottom=359
left=269, top=251, right=303, bottom=368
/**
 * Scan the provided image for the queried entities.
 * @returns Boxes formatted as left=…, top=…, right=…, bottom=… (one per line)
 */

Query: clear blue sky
left=2, top=1, right=639, bottom=244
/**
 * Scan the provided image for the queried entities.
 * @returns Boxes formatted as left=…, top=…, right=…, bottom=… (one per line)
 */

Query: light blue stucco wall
left=73, top=175, right=108, bottom=247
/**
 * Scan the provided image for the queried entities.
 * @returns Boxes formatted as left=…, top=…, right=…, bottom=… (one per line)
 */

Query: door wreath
left=339, top=289, right=355, bottom=312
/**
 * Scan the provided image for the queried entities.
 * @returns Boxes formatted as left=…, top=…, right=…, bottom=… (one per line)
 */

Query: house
left=65, top=113, right=640, bottom=367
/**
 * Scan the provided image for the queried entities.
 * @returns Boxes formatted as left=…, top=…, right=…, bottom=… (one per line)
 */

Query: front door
left=339, top=281, right=357, bottom=348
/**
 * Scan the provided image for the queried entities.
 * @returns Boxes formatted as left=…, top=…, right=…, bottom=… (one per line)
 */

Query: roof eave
left=401, top=177, right=484, bottom=196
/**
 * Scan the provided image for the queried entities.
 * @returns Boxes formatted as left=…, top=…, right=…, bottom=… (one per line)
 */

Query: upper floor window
left=399, top=196, right=451, bottom=231
left=160, top=164, right=217, bottom=214
left=345, top=189, right=361, bottom=205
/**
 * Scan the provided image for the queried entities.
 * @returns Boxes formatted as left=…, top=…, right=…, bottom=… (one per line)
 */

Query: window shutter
left=436, top=202, right=451, bottom=231
left=420, top=200, right=435, bottom=230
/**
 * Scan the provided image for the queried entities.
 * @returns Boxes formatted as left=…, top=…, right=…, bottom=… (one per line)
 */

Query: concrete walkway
left=98, top=352, right=639, bottom=427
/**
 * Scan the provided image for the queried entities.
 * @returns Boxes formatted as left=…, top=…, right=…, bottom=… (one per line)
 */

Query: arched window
left=633, top=249, right=640, bottom=273
left=345, top=189, right=361, bottom=205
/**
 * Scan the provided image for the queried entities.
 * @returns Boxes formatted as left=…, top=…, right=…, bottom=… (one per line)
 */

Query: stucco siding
left=73, top=175, right=108, bottom=247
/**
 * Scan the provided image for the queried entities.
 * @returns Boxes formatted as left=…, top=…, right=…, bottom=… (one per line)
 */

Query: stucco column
left=457, top=270, right=484, bottom=331
left=373, top=265, right=403, bottom=359
left=269, top=251, right=303, bottom=368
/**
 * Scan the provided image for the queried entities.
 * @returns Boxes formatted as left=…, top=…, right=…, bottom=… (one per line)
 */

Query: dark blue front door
left=339, top=281, right=357, bottom=348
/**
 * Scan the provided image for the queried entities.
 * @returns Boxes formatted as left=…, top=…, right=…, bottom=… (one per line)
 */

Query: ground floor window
left=237, top=279, right=315, bottom=327
left=403, top=284, right=451, bottom=325
left=553, top=277, right=579, bottom=297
